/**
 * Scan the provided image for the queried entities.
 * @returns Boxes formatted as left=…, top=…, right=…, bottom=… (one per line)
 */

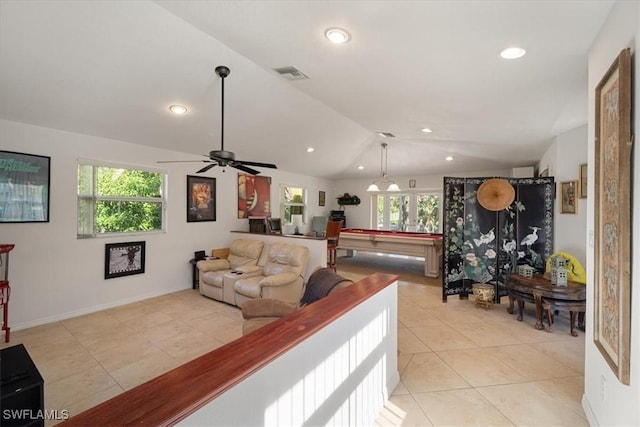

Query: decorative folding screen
left=442, top=177, right=555, bottom=302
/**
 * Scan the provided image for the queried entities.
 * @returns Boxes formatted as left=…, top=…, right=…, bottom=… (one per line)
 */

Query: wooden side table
left=505, top=273, right=586, bottom=336
left=189, top=259, right=200, bottom=289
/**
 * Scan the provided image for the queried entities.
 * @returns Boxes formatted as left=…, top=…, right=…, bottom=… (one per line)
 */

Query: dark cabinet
left=1, top=344, right=44, bottom=427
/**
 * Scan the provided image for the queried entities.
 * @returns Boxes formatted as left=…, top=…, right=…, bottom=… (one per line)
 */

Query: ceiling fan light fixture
left=325, top=27, right=351, bottom=44
left=366, top=142, right=401, bottom=192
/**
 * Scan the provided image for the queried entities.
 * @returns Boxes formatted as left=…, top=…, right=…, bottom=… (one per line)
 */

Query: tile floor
left=1, top=262, right=586, bottom=426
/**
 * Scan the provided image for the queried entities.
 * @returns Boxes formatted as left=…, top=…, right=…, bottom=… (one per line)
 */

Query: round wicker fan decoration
left=476, top=178, right=515, bottom=211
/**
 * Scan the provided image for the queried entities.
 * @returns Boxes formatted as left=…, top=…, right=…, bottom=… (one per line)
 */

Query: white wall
left=538, top=125, right=588, bottom=267
left=583, top=2, right=639, bottom=425
left=331, top=168, right=512, bottom=229
left=180, top=281, right=399, bottom=427
left=0, top=119, right=332, bottom=329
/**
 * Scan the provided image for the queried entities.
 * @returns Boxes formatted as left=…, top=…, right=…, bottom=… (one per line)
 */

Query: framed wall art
left=105, top=241, right=146, bottom=279
left=579, top=164, right=587, bottom=198
left=318, top=190, right=326, bottom=207
left=559, top=181, right=578, bottom=214
left=593, top=47, right=632, bottom=385
left=0, top=150, right=50, bottom=223
left=187, top=175, right=216, bottom=222
left=237, top=173, right=271, bottom=219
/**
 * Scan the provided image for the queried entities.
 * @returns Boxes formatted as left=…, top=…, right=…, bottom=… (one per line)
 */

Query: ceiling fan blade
left=196, top=163, right=217, bottom=174
left=157, top=160, right=211, bottom=164
left=237, top=160, right=278, bottom=169
left=232, top=164, right=261, bottom=175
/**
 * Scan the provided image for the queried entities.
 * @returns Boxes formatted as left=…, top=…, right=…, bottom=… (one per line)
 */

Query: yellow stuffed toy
left=545, top=252, right=586, bottom=284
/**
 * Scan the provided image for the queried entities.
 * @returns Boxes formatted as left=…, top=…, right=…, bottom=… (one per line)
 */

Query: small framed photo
left=105, top=241, right=146, bottom=279
left=579, top=163, right=587, bottom=198
left=560, top=181, right=578, bottom=214
left=409, top=179, right=416, bottom=188
left=187, top=175, right=216, bottom=222
left=319, top=190, right=326, bottom=207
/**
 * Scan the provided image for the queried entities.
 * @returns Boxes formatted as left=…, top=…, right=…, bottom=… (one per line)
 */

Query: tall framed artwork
left=0, top=150, right=50, bottom=223
left=559, top=181, right=578, bottom=214
left=593, top=48, right=632, bottom=385
left=187, top=175, right=216, bottom=222
left=579, top=164, right=588, bottom=198
left=237, top=173, right=271, bottom=218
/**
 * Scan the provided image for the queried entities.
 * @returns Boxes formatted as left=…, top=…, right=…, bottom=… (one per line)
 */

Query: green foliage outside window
left=281, top=186, right=305, bottom=224
left=417, top=194, right=440, bottom=232
left=78, top=164, right=165, bottom=236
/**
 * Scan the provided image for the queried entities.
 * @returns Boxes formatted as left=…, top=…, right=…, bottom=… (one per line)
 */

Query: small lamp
left=291, top=214, right=303, bottom=235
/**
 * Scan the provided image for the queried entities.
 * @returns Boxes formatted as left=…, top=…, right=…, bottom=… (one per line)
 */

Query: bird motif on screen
left=502, top=238, right=517, bottom=253
left=474, top=228, right=495, bottom=247
left=520, top=226, right=540, bottom=247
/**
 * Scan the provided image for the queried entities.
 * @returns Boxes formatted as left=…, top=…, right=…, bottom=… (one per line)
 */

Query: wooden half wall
left=60, top=272, right=399, bottom=426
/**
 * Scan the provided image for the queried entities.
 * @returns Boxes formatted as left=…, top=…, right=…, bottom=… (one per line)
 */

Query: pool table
left=338, top=228, right=443, bottom=278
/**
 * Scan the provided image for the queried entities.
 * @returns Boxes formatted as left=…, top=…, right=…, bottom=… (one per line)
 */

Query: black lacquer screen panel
left=442, top=177, right=555, bottom=302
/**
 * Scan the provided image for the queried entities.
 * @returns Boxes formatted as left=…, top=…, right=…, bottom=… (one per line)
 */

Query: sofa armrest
left=241, top=298, right=298, bottom=319
left=234, top=265, right=262, bottom=274
left=259, top=272, right=299, bottom=287
left=197, top=259, right=231, bottom=272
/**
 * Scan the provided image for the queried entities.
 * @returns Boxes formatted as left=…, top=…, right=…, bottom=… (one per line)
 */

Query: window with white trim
left=77, top=161, right=166, bottom=237
left=372, top=192, right=442, bottom=232
left=280, top=185, right=306, bottom=225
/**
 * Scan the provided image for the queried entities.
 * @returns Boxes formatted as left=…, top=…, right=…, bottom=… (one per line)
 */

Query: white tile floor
left=1, top=263, right=586, bottom=426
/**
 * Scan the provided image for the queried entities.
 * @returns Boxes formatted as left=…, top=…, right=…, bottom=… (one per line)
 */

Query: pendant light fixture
left=366, top=142, right=400, bottom=192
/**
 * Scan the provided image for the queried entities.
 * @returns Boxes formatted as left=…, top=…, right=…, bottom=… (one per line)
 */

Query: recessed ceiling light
left=325, top=28, right=351, bottom=44
left=446, top=156, right=454, bottom=161
left=421, top=127, right=433, bottom=133
left=306, top=147, right=315, bottom=153
left=358, top=165, right=364, bottom=170
left=500, top=47, right=526, bottom=59
left=169, top=105, right=188, bottom=115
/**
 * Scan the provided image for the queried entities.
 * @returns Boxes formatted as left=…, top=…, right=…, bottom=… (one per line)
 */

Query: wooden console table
left=505, top=274, right=586, bottom=336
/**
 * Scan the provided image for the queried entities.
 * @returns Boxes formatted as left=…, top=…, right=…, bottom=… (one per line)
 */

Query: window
left=77, top=161, right=166, bottom=237
left=280, top=185, right=306, bottom=225
left=372, top=192, right=441, bottom=232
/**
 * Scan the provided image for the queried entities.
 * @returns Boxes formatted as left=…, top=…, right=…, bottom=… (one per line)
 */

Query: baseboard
left=582, top=394, right=598, bottom=426
left=10, top=284, right=190, bottom=332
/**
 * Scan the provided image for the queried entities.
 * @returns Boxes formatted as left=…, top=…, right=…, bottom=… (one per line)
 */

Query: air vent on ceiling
left=378, top=132, right=395, bottom=138
left=273, top=66, right=310, bottom=81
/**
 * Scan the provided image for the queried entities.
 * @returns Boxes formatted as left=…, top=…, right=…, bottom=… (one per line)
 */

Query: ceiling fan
left=158, top=65, right=277, bottom=175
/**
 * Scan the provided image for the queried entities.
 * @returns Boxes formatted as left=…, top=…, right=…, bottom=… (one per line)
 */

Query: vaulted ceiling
left=0, top=1, right=613, bottom=179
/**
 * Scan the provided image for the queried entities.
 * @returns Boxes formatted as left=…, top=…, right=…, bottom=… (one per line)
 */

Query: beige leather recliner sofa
left=241, top=267, right=353, bottom=335
left=197, top=239, right=264, bottom=305
left=234, top=242, right=309, bottom=307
